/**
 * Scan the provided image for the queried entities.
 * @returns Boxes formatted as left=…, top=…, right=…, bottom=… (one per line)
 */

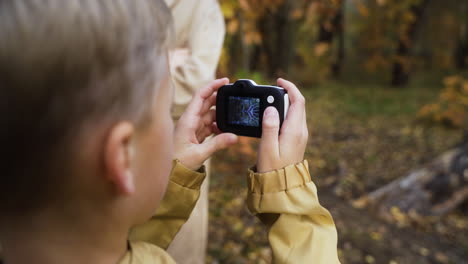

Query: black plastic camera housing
left=216, top=79, right=289, bottom=138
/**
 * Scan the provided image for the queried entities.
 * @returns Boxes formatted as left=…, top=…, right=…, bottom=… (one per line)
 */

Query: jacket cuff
left=247, top=160, right=311, bottom=194
left=171, top=159, right=206, bottom=190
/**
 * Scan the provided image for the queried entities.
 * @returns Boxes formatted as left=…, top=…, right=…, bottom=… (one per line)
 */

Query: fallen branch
left=358, top=142, right=468, bottom=222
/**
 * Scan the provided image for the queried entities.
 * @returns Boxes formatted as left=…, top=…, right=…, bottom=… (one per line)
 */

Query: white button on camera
left=267, top=95, right=274, bottom=104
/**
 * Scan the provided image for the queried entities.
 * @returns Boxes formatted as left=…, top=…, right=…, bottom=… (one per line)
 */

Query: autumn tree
left=255, top=0, right=297, bottom=76
left=391, top=0, right=430, bottom=86
left=220, top=0, right=467, bottom=84
left=454, top=1, right=468, bottom=70
left=316, top=0, right=345, bottom=77
left=219, top=0, right=286, bottom=77
left=220, top=0, right=347, bottom=82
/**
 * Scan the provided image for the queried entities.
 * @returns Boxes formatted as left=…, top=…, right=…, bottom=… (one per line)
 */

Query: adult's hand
left=174, top=78, right=238, bottom=171
left=257, top=78, right=309, bottom=173
left=169, top=48, right=189, bottom=72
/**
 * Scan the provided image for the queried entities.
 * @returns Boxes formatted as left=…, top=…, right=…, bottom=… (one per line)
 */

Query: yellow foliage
left=418, top=247, right=430, bottom=257
left=418, top=75, right=468, bottom=128
left=390, top=206, right=409, bottom=227
left=314, top=43, right=330, bottom=57
left=435, top=252, right=449, bottom=264
left=355, top=0, right=370, bottom=17
left=376, top=0, right=387, bottom=6
left=463, top=82, right=468, bottom=93
left=220, top=2, right=236, bottom=19
left=244, top=31, right=262, bottom=45
left=239, top=0, right=250, bottom=11
left=290, top=8, right=303, bottom=20
left=351, top=197, right=369, bottom=209
left=243, top=226, right=255, bottom=237
left=370, top=231, right=382, bottom=241
left=365, top=255, right=376, bottom=263
left=443, top=75, right=462, bottom=87
left=227, top=20, right=239, bottom=34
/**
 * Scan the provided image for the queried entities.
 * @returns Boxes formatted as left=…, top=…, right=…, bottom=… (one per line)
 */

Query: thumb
left=199, top=133, right=238, bottom=158
left=259, top=107, right=280, bottom=155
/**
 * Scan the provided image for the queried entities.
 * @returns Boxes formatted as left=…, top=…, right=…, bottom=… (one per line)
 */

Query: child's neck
left=2, top=208, right=130, bottom=264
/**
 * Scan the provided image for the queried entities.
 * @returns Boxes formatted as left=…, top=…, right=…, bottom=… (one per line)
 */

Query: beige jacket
left=124, top=160, right=341, bottom=264
left=166, top=0, right=225, bottom=117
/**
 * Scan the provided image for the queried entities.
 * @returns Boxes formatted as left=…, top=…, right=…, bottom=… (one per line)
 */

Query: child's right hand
left=257, top=79, right=309, bottom=173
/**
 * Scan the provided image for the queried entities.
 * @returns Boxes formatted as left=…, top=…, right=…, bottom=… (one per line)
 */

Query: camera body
left=216, top=79, right=289, bottom=138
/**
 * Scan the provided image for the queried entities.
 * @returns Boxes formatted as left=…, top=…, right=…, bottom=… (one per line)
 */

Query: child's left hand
left=173, top=78, right=238, bottom=171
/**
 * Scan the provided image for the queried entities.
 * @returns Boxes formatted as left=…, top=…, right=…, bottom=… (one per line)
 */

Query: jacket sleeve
left=247, top=160, right=341, bottom=264
left=129, top=160, right=205, bottom=250
left=171, top=0, right=225, bottom=106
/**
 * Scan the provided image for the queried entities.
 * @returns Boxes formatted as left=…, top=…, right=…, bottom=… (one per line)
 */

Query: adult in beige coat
left=164, top=0, right=225, bottom=263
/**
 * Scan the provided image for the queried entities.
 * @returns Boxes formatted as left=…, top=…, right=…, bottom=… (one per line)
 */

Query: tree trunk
left=228, top=11, right=245, bottom=75
left=391, top=0, right=430, bottom=87
left=455, top=36, right=468, bottom=69
left=257, top=13, right=275, bottom=77
left=361, top=136, right=468, bottom=223
left=275, top=0, right=295, bottom=76
left=316, top=0, right=345, bottom=78
left=257, top=0, right=295, bottom=78
left=331, top=1, right=345, bottom=77
left=454, top=2, right=468, bottom=70
left=248, top=44, right=261, bottom=73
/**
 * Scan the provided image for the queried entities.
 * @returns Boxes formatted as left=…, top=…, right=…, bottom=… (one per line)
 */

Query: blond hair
left=0, top=0, right=173, bottom=216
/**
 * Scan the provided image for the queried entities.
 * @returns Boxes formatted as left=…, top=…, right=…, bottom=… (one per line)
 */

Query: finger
left=211, top=122, right=222, bottom=135
left=200, top=93, right=217, bottom=115
left=202, top=109, right=216, bottom=126
left=199, top=78, right=229, bottom=99
left=182, top=105, right=214, bottom=137
left=278, top=78, right=305, bottom=136
left=277, top=78, right=305, bottom=105
left=184, top=78, right=229, bottom=117
left=199, top=133, right=238, bottom=157
left=179, top=113, right=200, bottom=132
left=280, top=103, right=305, bottom=137
left=259, top=107, right=280, bottom=157
left=303, top=104, right=308, bottom=132
left=197, top=126, right=214, bottom=143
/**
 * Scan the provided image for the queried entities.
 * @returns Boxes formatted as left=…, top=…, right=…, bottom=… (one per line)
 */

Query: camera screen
left=227, top=96, right=260, bottom=127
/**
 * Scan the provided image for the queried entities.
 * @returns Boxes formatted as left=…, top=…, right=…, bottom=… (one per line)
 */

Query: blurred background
left=207, top=0, right=468, bottom=263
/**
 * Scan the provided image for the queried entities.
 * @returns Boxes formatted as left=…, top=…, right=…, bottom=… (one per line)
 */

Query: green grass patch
left=303, top=80, right=442, bottom=117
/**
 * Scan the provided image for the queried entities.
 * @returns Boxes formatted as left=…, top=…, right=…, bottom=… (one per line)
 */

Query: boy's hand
left=174, top=78, right=238, bottom=171
left=257, top=78, right=309, bottom=173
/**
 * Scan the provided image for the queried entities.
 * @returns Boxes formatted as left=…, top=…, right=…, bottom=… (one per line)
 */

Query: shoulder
left=120, top=241, right=176, bottom=264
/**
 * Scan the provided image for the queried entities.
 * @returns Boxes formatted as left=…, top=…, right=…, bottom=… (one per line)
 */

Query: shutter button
left=267, top=96, right=274, bottom=104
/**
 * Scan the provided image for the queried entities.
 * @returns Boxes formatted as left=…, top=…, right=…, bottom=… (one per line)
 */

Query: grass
left=304, top=80, right=443, bottom=117
left=304, top=80, right=461, bottom=196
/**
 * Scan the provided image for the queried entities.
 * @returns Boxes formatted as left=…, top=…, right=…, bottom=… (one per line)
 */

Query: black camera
left=216, top=79, right=289, bottom=138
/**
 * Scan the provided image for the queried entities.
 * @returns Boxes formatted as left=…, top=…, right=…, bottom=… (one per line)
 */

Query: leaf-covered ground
left=206, top=81, right=467, bottom=264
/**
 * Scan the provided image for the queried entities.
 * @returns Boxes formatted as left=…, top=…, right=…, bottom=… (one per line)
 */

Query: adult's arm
left=171, top=0, right=225, bottom=106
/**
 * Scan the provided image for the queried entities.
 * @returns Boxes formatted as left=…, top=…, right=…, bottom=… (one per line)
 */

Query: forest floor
left=206, top=79, right=467, bottom=264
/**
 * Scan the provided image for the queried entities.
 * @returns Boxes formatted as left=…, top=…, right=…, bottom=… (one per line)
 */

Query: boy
left=0, top=1, right=340, bottom=264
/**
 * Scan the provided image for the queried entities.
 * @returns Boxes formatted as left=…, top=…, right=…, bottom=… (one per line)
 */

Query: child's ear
left=104, top=122, right=136, bottom=195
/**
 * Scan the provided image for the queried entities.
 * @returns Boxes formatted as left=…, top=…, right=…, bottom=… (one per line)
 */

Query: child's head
left=1, top=0, right=174, bottom=227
